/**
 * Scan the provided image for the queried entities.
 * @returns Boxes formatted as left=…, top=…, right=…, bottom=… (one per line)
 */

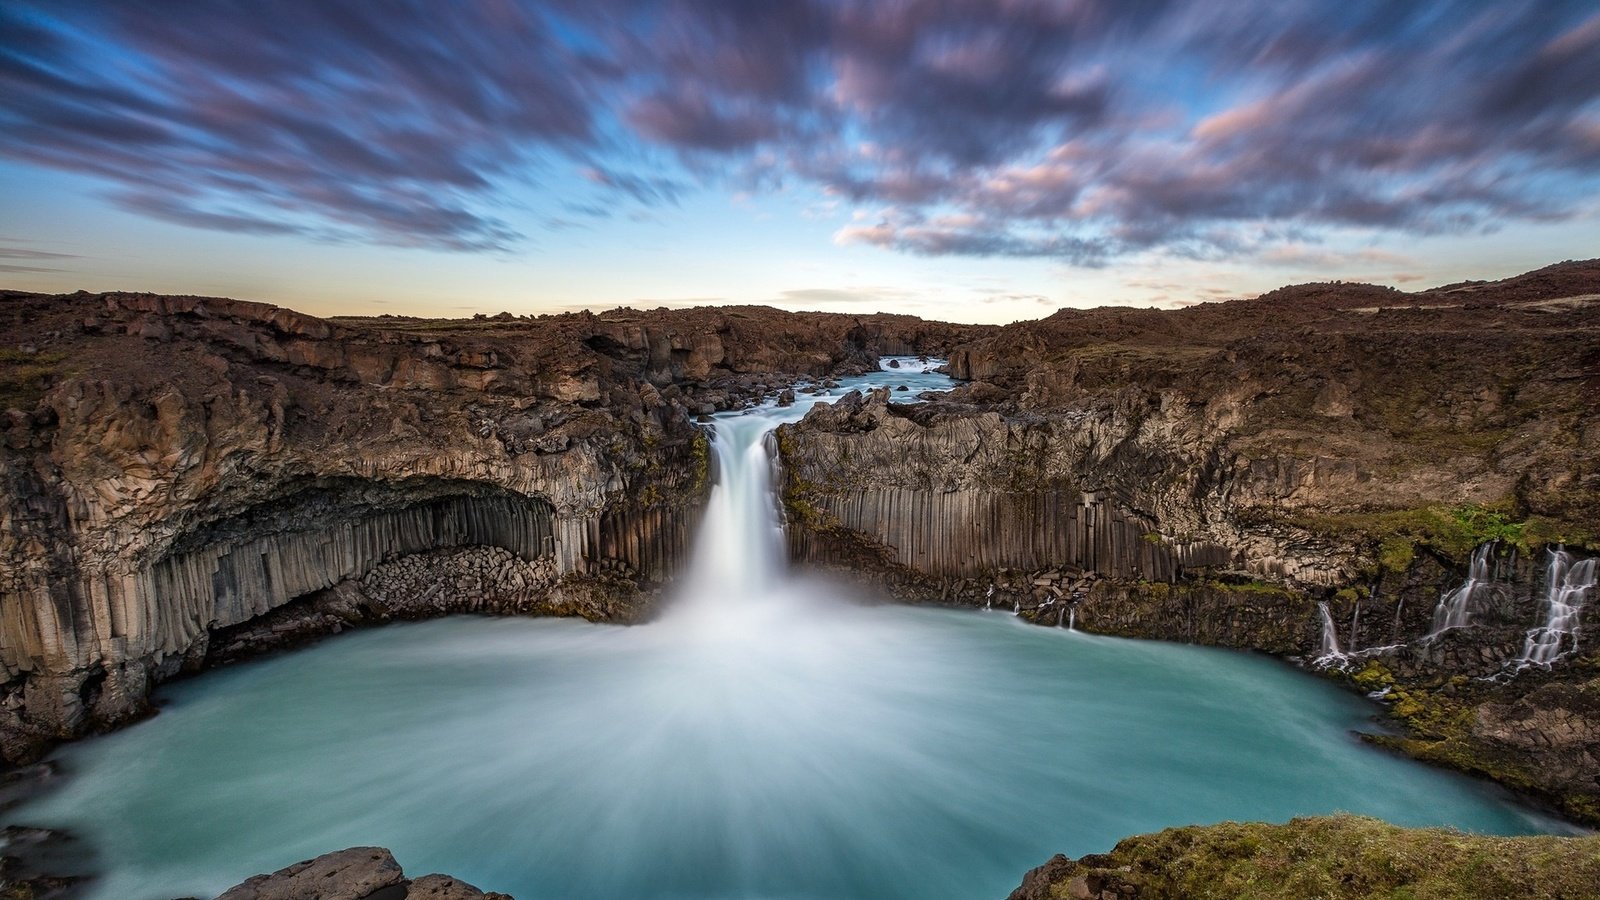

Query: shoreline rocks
left=217, top=847, right=510, bottom=900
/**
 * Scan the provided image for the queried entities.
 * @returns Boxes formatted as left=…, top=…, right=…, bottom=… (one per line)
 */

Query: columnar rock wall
left=774, top=388, right=1312, bottom=601
left=1, top=483, right=558, bottom=675
left=139, top=491, right=556, bottom=660
left=0, top=291, right=736, bottom=762
left=788, top=487, right=1234, bottom=581
left=594, top=501, right=702, bottom=582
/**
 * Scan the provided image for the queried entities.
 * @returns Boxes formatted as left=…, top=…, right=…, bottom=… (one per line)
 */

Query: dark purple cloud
left=2, top=1, right=1597, bottom=261
left=1, top=0, right=599, bottom=250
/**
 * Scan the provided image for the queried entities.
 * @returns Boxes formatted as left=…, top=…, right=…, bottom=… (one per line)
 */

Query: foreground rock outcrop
left=1006, top=815, right=1600, bottom=900
left=218, top=846, right=509, bottom=900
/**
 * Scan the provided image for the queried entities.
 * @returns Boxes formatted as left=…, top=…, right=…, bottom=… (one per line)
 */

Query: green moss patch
left=1286, top=502, right=1592, bottom=573
left=1021, top=815, right=1600, bottom=900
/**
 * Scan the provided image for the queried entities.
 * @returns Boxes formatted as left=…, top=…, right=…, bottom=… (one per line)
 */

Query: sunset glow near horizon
left=3, top=1, right=1598, bottom=324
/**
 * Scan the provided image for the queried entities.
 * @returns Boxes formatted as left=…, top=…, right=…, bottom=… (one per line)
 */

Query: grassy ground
left=1015, top=815, right=1600, bottom=899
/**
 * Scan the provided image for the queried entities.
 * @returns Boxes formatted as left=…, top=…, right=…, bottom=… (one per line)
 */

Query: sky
left=2, top=1, right=1598, bottom=324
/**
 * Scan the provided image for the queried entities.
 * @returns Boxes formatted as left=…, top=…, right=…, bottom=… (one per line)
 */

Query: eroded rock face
left=784, top=263, right=1600, bottom=605
left=774, top=262, right=1600, bottom=820
left=1, top=292, right=981, bottom=763
left=2, top=264, right=1598, bottom=824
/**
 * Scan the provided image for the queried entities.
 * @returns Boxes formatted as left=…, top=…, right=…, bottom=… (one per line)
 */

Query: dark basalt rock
left=217, top=847, right=511, bottom=900
left=774, top=260, right=1600, bottom=822
left=0, top=824, right=85, bottom=900
left=0, top=295, right=979, bottom=764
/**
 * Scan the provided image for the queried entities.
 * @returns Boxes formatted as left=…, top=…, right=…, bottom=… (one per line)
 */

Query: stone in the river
left=216, top=847, right=514, bottom=900
left=777, top=388, right=796, bottom=407
left=407, top=873, right=513, bottom=899
left=887, top=359, right=900, bottom=368
left=217, top=847, right=405, bottom=900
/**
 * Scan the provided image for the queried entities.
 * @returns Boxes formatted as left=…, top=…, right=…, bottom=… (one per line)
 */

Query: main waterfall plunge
left=7, top=362, right=1572, bottom=900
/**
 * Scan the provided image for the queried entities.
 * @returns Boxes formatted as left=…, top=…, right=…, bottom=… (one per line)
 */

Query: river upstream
left=6, top=360, right=1571, bottom=899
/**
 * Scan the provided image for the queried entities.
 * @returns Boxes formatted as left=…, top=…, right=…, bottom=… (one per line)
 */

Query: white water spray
left=1516, top=550, right=1597, bottom=668
left=674, top=414, right=787, bottom=608
left=668, top=358, right=956, bottom=628
left=1315, top=601, right=1346, bottom=665
left=1428, top=542, right=1497, bottom=638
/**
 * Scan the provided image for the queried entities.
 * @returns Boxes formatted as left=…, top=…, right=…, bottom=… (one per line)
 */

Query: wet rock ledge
left=216, top=846, right=509, bottom=900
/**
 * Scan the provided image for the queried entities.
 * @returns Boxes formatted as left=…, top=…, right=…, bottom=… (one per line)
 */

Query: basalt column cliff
left=0, top=291, right=980, bottom=762
left=776, top=261, right=1600, bottom=820
left=2, top=262, right=1599, bottom=823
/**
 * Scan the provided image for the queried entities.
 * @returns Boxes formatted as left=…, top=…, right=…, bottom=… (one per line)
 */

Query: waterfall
left=1067, top=607, right=1076, bottom=631
left=1427, top=542, right=1496, bottom=638
left=675, top=414, right=788, bottom=609
left=670, top=355, right=956, bottom=620
left=1516, top=550, right=1598, bottom=668
left=1316, top=601, right=1345, bottom=664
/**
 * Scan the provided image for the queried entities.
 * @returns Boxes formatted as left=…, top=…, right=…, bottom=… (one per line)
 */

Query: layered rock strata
left=0, top=291, right=978, bottom=763
left=1, top=261, right=1597, bottom=826
left=777, top=261, right=1600, bottom=819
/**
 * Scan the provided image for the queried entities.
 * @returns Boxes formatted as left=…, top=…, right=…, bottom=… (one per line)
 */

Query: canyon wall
left=1, top=261, right=1597, bottom=819
left=0, top=290, right=982, bottom=762
left=776, top=261, right=1600, bottom=819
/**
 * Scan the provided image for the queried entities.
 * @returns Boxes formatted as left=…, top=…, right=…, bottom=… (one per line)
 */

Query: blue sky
left=3, top=1, right=1598, bottom=323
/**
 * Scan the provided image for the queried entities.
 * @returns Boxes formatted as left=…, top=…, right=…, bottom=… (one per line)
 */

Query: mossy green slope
left=1009, top=815, right=1600, bottom=900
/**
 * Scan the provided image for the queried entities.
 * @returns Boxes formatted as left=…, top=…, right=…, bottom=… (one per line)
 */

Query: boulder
left=217, top=848, right=514, bottom=900
left=217, top=847, right=404, bottom=900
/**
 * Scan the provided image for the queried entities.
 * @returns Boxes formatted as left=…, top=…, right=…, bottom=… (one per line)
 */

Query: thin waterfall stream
left=1517, top=549, right=1599, bottom=669
left=4, top=360, right=1577, bottom=900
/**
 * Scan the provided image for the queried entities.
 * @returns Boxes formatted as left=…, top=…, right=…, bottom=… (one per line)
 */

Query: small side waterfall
left=1516, top=550, right=1598, bottom=668
left=1428, top=542, right=1496, bottom=638
left=1312, top=598, right=1350, bottom=662
left=1315, top=601, right=1345, bottom=664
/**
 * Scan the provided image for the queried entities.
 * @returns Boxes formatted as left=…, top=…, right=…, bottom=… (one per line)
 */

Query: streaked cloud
left=1, top=0, right=1596, bottom=270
